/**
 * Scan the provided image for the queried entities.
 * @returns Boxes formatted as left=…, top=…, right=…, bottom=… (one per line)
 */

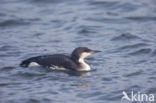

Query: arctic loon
left=20, top=47, right=101, bottom=71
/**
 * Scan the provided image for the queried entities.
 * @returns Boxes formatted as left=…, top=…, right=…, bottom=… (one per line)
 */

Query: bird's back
left=20, top=54, right=78, bottom=70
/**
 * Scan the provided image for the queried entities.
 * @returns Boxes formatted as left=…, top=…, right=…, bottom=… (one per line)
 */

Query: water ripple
left=151, top=49, right=156, bottom=56
left=119, top=43, right=148, bottom=50
left=123, top=70, right=143, bottom=77
left=0, top=66, right=15, bottom=71
left=0, top=19, right=30, bottom=27
left=146, top=87, right=156, bottom=94
left=111, top=33, right=140, bottom=41
left=0, top=0, right=156, bottom=103
left=128, top=48, right=152, bottom=56
left=89, top=1, right=119, bottom=10
left=125, top=16, right=156, bottom=22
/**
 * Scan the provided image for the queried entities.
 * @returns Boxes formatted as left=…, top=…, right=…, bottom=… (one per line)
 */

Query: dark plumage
left=20, top=54, right=78, bottom=70
left=20, top=47, right=101, bottom=71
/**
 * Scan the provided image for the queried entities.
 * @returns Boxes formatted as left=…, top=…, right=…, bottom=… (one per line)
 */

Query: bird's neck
left=78, top=58, right=90, bottom=71
left=71, top=56, right=90, bottom=71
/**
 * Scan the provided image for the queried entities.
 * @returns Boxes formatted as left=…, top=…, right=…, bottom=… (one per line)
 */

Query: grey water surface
left=0, top=0, right=156, bottom=103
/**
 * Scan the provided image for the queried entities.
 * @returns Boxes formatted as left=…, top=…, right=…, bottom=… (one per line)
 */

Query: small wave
left=117, top=2, right=139, bottom=12
left=89, top=1, right=119, bottom=9
left=111, top=33, right=140, bottom=41
left=71, top=83, right=89, bottom=88
left=119, top=43, right=148, bottom=50
left=148, top=76, right=156, bottom=80
left=126, top=85, right=142, bottom=91
left=1, top=66, right=15, bottom=71
left=72, top=38, right=91, bottom=43
left=0, top=83, right=10, bottom=86
left=123, top=70, right=143, bottom=77
left=0, top=45, right=13, bottom=51
left=30, top=0, right=68, bottom=4
left=78, top=28, right=96, bottom=34
left=0, top=82, right=21, bottom=87
left=0, top=13, right=6, bottom=17
left=27, top=98, right=41, bottom=103
left=151, top=49, right=156, bottom=56
left=128, top=48, right=152, bottom=56
left=77, top=25, right=98, bottom=36
left=115, top=43, right=149, bottom=53
left=0, top=19, right=30, bottom=27
left=96, top=92, right=122, bottom=101
left=90, top=1, right=139, bottom=13
left=16, top=72, right=45, bottom=78
left=125, top=16, right=156, bottom=22
left=146, top=87, right=156, bottom=94
left=129, top=85, right=141, bottom=89
left=76, top=91, right=103, bottom=99
left=102, top=77, right=112, bottom=81
left=86, top=17, right=129, bottom=24
left=134, top=60, right=147, bottom=64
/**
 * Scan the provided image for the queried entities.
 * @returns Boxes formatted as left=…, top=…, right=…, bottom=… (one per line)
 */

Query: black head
left=71, top=47, right=101, bottom=62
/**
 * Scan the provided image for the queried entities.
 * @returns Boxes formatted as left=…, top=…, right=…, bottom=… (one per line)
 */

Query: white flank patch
left=28, top=62, right=40, bottom=67
left=50, top=66, right=67, bottom=71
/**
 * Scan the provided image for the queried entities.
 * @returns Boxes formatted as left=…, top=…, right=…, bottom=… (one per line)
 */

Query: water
left=0, top=0, right=156, bottom=103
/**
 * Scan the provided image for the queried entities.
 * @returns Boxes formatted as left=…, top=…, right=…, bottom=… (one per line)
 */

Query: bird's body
left=20, top=47, right=100, bottom=71
left=20, top=54, right=79, bottom=71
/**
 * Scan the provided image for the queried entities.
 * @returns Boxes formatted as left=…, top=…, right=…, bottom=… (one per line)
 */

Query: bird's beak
left=91, top=50, right=101, bottom=54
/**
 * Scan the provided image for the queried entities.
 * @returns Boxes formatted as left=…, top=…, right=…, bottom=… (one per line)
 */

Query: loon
left=20, top=47, right=101, bottom=71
